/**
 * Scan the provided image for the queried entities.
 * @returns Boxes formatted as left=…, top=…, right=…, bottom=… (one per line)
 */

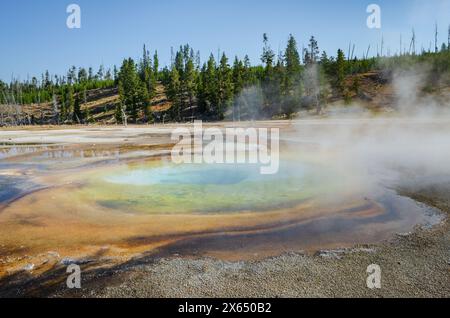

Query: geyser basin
left=0, top=122, right=445, bottom=271
left=0, top=152, right=440, bottom=265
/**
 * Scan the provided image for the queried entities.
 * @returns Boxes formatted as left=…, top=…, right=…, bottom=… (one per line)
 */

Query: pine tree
left=273, top=56, right=286, bottom=116
left=284, top=34, right=302, bottom=96
left=203, top=54, right=218, bottom=115
left=67, top=66, right=77, bottom=85
left=320, top=51, right=332, bottom=76
left=261, top=33, right=275, bottom=77
left=88, top=67, right=94, bottom=81
left=97, top=65, right=105, bottom=81
left=184, top=57, right=197, bottom=120
left=167, top=67, right=181, bottom=121
left=196, top=63, right=207, bottom=115
left=335, top=49, right=346, bottom=94
left=174, top=48, right=184, bottom=77
left=231, top=57, right=245, bottom=121
left=113, top=66, right=119, bottom=85
left=217, top=53, right=233, bottom=119
left=73, top=92, right=82, bottom=123
left=140, top=45, right=156, bottom=100
left=242, top=55, right=255, bottom=86
left=78, top=68, right=88, bottom=83
left=118, top=58, right=149, bottom=123
left=232, top=56, right=244, bottom=96
left=44, top=71, right=51, bottom=89
left=305, top=36, right=320, bottom=66
left=261, top=34, right=278, bottom=116
left=105, top=69, right=112, bottom=81
left=153, top=50, right=159, bottom=80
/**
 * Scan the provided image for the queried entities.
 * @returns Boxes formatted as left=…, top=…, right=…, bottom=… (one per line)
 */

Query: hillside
left=12, top=83, right=170, bottom=125
left=4, top=70, right=450, bottom=126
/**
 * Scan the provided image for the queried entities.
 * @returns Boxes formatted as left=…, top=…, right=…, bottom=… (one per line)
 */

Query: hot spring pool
left=86, top=159, right=341, bottom=214
left=0, top=139, right=443, bottom=264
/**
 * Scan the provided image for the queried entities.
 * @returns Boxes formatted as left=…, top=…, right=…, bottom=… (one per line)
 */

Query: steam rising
left=286, top=65, right=450, bottom=194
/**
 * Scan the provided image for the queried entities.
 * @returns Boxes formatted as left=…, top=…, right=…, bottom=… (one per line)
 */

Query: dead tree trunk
left=121, top=107, right=128, bottom=127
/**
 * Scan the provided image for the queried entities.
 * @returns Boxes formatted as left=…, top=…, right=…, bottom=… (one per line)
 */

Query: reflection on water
left=0, top=144, right=171, bottom=175
left=0, top=145, right=57, bottom=160
left=0, top=145, right=121, bottom=161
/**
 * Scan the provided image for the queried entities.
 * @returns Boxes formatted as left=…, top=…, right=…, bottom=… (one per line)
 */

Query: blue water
left=105, top=161, right=307, bottom=186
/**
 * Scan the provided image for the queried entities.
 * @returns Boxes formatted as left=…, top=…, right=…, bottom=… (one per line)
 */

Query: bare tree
left=52, top=93, right=60, bottom=125
left=121, top=107, right=128, bottom=127
left=409, top=29, right=416, bottom=55
left=0, top=90, right=26, bottom=126
left=448, top=25, right=450, bottom=50
left=435, top=22, right=439, bottom=54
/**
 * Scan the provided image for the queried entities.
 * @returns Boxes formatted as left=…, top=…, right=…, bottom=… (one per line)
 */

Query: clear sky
left=1, top=0, right=449, bottom=82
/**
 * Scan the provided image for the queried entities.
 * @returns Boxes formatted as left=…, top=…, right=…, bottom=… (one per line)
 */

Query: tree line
left=115, top=33, right=450, bottom=124
left=1, top=32, right=450, bottom=126
left=0, top=65, right=115, bottom=125
left=113, top=34, right=379, bottom=124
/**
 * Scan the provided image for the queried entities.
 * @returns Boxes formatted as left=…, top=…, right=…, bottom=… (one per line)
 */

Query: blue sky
left=1, top=0, right=449, bottom=82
